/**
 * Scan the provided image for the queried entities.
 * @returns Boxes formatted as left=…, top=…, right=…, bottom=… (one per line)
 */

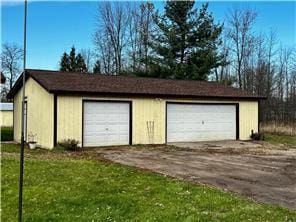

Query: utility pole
left=18, top=0, right=27, bottom=221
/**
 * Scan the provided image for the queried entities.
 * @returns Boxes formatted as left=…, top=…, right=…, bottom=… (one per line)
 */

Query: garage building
left=8, top=69, right=264, bottom=149
left=0, top=103, right=13, bottom=127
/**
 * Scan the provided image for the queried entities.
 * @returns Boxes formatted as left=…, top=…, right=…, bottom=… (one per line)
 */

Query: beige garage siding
left=13, top=78, right=54, bottom=148
left=132, top=98, right=165, bottom=144
left=57, top=96, right=83, bottom=146
left=57, top=96, right=258, bottom=147
left=1, top=111, right=13, bottom=127
left=57, top=96, right=165, bottom=145
left=239, top=101, right=258, bottom=140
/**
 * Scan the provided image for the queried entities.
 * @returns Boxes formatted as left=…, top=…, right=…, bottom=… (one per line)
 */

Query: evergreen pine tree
left=59, top=46, right=88, bottom=73
left=93, top=60, right=101, bottom=74
left=69, top=46, right=77, bottom=71
left=60, top=52, right=70, bottom=72
left=75, top=53, right=88, bottom=73
left=151, top=1, right=223, bottom=80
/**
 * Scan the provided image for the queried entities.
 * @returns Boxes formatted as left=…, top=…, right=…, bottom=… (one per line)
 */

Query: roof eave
left=50, top=90, right=265, bottom=101
left=7, top=70, right=51, bottom=99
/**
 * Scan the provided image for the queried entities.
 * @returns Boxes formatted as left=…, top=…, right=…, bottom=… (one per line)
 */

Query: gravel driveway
left=96, top=141, right=296, bottom=209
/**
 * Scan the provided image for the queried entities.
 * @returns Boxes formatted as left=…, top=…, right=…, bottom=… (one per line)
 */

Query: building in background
left=0, top=102, right=13, bottom=127
left=1, top=72, right=9, bottom=102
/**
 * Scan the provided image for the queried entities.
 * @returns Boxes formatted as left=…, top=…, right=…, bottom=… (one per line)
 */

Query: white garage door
left=83, top=101, right=130, bottom=147
left=167, top=103, right=236, bottom=142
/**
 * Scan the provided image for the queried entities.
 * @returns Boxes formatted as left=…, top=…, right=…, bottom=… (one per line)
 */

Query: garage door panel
left=203, top=122, right=233, bottom=130
left=85, top=114, right=105, bottom=121
left=84, top=135, right=106, bottom=146
left=107, top=114, right=126, bottom=121
left=108, top=125, right=129, bottom=133
left=167, top=103, right=236, bottom=142
left=108, top=134, right=129, bottom=140
left=85, top=127, right=106, bottom=134
left=83, top=102, right=130, bottom=147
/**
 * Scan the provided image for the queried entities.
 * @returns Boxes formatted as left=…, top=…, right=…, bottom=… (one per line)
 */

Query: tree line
left=218, top=8, right=296, bottom=124
left=92, top=1, right=224, bottom=80
left=1, top=1, right=295, bottom=125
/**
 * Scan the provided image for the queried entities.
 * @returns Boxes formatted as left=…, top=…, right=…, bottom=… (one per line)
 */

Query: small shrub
left=250, top=131, right=265, bottom=141
left=58, top=139, right=80, bottom=151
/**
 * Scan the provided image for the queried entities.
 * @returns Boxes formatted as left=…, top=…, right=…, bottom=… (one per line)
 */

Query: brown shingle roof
left=8, top=69, right=265, bottom=100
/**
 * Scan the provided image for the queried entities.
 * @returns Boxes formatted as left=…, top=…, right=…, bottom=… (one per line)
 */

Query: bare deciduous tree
left=227, top=8, right=257, bottom=89
left=94, top=2, right=130, bottom=75
left=94, top=2, right=154, bottom=75
left=138, top=2, right=154, bottom=73
left=214, top=32, right=232, bottom=84
left=1, top=43, right=23, bottom=91
left=94, top=30, right=114, bottom=74
left=80, top=49, right=94, bottom=72
left=215, top=7, right=295, bottom=126
left=127, top=2, right=155, bottom=73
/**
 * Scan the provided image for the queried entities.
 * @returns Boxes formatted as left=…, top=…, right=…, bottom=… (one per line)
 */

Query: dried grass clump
left=260, top=121, right=296, bottom=136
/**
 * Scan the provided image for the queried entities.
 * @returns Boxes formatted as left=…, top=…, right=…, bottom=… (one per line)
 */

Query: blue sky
left=1, top=1, right=295, bottom=70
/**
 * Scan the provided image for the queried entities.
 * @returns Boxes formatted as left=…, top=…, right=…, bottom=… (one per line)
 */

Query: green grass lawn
left=264, top=133, right=296, bottom=146
left=1, top=127, right=13, bottom=141
left=2, top=144, right=296, bottom=221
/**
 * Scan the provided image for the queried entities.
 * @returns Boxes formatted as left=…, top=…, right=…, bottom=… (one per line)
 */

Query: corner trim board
left=82, top=99, right=84, bottom=147
left=129, top=101, right=133, bottom=145
left=258, top=100, right=260, bottom=133
left=13, top=100, right=15, bottom=140
left=53, top=94, right=57, bottom=147
left=236, top=103, right=240, bottom=140
left=165, top=102, right=168, bottom=143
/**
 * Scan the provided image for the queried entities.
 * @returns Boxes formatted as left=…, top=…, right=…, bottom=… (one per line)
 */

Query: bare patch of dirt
left=93, top=142, right=296, bottom=209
